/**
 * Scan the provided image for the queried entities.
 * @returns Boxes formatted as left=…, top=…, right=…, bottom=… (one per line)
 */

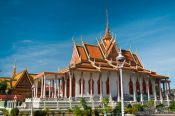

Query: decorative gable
left=15, top=72, right=32, bottom=89
left=70, top=44, right=80, bottom=65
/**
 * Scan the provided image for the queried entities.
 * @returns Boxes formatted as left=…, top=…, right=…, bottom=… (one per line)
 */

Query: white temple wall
left=110, top=71, right=118, bottom=97
left=122, top=70, right=131, bottom=95
left=70, top=70, right=157, bottom=98
left=73, top=71, right=81, bottom=97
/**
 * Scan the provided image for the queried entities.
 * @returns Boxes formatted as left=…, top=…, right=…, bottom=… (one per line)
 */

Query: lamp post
left=31, top=84, right=35, bottom=116
left=116, top=49, right=125, bottom=116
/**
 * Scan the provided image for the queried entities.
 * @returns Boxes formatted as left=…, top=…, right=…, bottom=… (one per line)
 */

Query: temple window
left=149, top=79, right=153, bottom=95
left=79, top=79, right=81, bottom=94
left=88, top=78, right=94, bottom=94
left=88, top=79, right=90, bottom=94
left=136, top=78, right=140, bottom=95
left=62, top=78, right=65, bottom=97
left=83, top=79, right=85, bottom=94
left=129, top=77, right=133, bottom=95
left=66, top=76, right=70, bottom=97
left=97, top=77, right=100, bottom=94
left=106, top=77, right=110, bottom=95
left=142, top=78, right=147, bottom=94
left=72, top=74, right=75, bottom=97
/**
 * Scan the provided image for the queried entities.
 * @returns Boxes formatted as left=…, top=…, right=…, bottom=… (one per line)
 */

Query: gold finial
left=105, top=9, right=110, bottom=35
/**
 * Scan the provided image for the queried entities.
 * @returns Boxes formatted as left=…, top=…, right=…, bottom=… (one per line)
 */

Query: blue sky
left=0, top=0, right=175, bottom=88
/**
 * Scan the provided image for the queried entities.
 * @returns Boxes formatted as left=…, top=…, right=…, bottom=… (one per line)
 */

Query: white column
left=133, top=76, right=136, bottom=102
left=40, top=78, right=43, bottom=98
left=159, top=80, right=163, bottom=103
left=166, top=79, right=170, bottom=106
left=90, top=78, right=93, bottom=100
left=140, top=77, right=143, bottom=104
left=33, top=82, right=36, bottom=98
left=109, top=78, right=112, bottom=102
left=69, top=73, right=72, bottom=99
left=49, top=80, right=51, bottom=98
left=36, top=80, right=38, bottom=98
left=81, top=78, right=83, bottom=97
left=58, top=79, right=60, bottom=98
left=153, top=79, right=157, bottom=107
left=51, top=80, right=54, bottom=98
left=100, top=73, right=102, bottom=101
left=64, top=78, right=67, bottom=98
left=147, top=78, right=150, bottom=101
left=53, top=80, right=55, bottom=98
left=54, top=80, right=57, bottom=98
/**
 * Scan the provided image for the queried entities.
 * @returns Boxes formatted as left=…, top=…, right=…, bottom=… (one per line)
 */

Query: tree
left=0, top=80, right=7, bottom=94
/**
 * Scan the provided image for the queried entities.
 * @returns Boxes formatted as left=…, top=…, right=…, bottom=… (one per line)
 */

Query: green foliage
left=102, top=98, right=109, bottom=107
left=133, top=104, right=144, bottom=112
left=113, top=102, right=121, bottom=114
left=103, top=106, right=112, bottom=114
left=169, top=100, right=175, bottom=111
left=93, top=109, right=100, bottom=116
left=2, top=108, right=9, bottom=116
left=80, top=97, right=87, bottom=109
left=124, top=103, right=145, bottom=114
left=146, top=100, right=154, bottom=107
left=43, top=107, right=49, bottom=116
left=67, top=108, right=72, bottom=113
left=82, top=106, right=92, bottom=116
left=72, top=106, right=82, bottom=116
left=10, top=108, right=19, bottom=116
left=156, top=103, right=165, bottom=109
left=0, top=80, right=7, bottom=94
left=125, top=106, right=138, bottom=114
left=34, top=110, right=46, bottom=116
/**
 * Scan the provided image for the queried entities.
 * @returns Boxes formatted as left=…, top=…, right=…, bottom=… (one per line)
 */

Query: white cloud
left=0, top=40, right=73, bottom=76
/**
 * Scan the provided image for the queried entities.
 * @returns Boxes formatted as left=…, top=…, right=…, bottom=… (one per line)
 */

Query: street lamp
left=116, top=49, right=125, bottom=116
left=31, top=84, right=35, bottom=116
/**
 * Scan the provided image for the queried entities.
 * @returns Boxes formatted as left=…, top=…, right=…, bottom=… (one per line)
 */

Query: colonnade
left=32, top=71, right=170, bottom=105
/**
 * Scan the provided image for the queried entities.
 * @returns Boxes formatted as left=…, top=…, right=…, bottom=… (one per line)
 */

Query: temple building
left=32, top=18, right=171, bottom=105
left=0, top=65, right=37, bottom=101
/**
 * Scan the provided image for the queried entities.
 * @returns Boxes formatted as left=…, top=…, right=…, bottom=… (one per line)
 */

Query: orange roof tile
left=84, top=44, right=103, bottom=59
left=77, top=46, right=88, bottom=60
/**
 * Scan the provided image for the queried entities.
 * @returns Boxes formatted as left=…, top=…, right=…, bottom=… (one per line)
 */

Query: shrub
left=103, top=106, right=112, bottom=114
left=169, top=100, right=175, bottom=111
left=73, top=106, right=82, bottom=116
left=102, top=98, right=109, bottom=107
left=156, top=103, right=165, bottom=109
left=147, top=100, right=154, bottom=107
left=34, top=110, right=46, bottom=116
left=125, top=106, right=138, bottom=114
left=113, top=102, right=121, bottom=114
left=82, top=106, right=92, bottom=116
left=80, top=97, right=87, bottom=109
left=133, top=104, right=144, bottom=112
left=10, top=108, right=19, bottom=116
left=93, top=109, right=99, bottom=116
left=43, top=107, right=49, bottom=116
left=2, top=108, right=9, bottom=116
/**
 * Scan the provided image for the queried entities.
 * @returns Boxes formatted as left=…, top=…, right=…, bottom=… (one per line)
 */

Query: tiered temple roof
left=59, top=21, right=168, bottom=79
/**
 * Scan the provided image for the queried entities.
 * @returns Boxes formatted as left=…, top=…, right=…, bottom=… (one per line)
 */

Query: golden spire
left=105, top=9, right=111, bottom=38
left=12, top=63, right=16, bottom=77
left=105, top=9, right=110, bottom=35
left=103, top=9, right=112, bottom=40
